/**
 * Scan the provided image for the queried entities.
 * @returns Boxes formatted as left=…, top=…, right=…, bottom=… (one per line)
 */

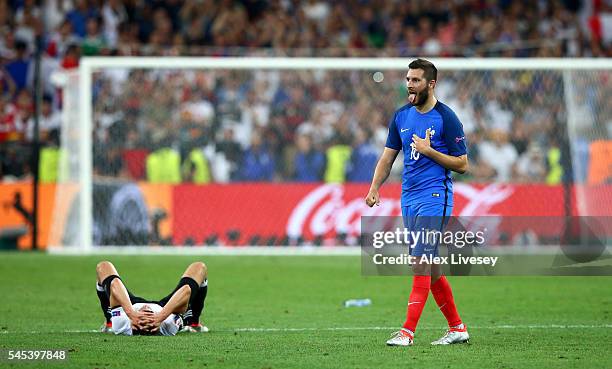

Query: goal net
left=47, top=58, right=612, bottom=253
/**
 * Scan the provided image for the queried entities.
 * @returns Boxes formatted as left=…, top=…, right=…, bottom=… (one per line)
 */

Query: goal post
left=48, top=57, right=612, bottom=253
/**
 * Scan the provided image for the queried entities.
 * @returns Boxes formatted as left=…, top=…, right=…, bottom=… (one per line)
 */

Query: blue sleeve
left=440, top=107, right=467, bottom=156
left=385, top=113, right=401, bottom=150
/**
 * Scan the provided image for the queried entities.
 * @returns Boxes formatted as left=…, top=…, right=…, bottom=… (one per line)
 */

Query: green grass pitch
left=0, top=253, right=611, bottom=368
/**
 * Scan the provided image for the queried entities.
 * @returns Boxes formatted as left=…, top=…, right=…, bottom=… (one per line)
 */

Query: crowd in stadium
left=0, top=0, right=610, bottom=184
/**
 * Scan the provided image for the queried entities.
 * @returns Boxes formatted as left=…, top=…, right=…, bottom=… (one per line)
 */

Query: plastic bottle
left=343, top=298, right=372, bottom=307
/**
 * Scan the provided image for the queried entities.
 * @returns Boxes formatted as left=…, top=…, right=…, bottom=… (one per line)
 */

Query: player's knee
left=184, top=261, right=206, bottom=284
left=96, top=261, right=114, bottom=275
left=193, top=261, right=207, bottom=279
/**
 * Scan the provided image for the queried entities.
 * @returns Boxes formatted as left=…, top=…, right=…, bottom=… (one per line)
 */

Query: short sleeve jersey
left=385, top=101, right=467, bottom=207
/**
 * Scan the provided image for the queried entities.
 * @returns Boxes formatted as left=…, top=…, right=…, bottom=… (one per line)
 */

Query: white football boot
left=99, top=322, right=113, bottom=333
left=431, top=325, right=469, bottom=345
left=180, top=323, right=209, bottom=333
left=386, top=329, right=414, bottom=346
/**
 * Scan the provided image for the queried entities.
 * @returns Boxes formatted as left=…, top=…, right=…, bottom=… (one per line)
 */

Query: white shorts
left=110, top=303, right=183, bottom=336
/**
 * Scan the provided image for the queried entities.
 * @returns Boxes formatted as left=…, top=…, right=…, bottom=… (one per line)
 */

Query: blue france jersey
left=385, top=101, right=467, bottom=207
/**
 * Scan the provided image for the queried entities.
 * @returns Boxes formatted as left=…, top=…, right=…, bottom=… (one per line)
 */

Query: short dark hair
left=408, top=58, right=437, bottom=82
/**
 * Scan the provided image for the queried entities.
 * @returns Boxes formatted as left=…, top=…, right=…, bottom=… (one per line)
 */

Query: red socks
left=430, top=275, right=462, bottom=327
left=402, top=275, right=431, bottom=332
left=401, top=275, right=463, bottom=333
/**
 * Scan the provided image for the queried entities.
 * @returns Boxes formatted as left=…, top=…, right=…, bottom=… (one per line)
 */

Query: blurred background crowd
left=0, top=0, right=611, bottom=184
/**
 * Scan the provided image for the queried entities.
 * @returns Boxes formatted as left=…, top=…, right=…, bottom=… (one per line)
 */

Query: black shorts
left=102, top=275, right=198, bottom=308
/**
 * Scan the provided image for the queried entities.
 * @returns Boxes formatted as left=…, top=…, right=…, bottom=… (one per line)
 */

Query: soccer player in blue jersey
left=365, top=59, right=470, bottom=346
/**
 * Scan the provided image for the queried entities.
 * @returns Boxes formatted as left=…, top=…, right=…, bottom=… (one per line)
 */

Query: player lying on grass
left=95, top=260, right=209, bottom=335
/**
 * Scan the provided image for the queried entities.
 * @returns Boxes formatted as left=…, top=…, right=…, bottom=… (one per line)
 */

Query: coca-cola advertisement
left=171, top=183, right=612, bottom=246
left=1, top=182, right=611, bottom=248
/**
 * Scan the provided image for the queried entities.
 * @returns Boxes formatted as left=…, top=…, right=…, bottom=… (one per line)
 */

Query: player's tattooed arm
left=412, top=129, right=468, bottom=173
left=366, top=147, right=400, bottom=207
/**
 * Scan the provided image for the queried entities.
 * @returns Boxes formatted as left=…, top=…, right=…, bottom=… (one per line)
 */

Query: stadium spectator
left=0, top=94, right=19, bottom=143
left=483, top=90, right=514, bottom=134
left=239, top=88, right=270, bottom=147
left=60, top=43, right=80, bottom=69
left=65, top=0, right=98, bottom=38
left=324, top=136, right=352, bottom=183
left=1, top=143, right=29, bottom=181
left=216, top=74, right=246, bottom=134
left=25, top=95, right=60, bottom=142
left=240, top=132, right=275, bottom=182
left=101, top=0, right=127, bottom=49
left=0, top=66, right=16, bottom=97
left=478, top=130, right=519, bottom=182
left=13, top=88, right=33, bottom=140
left=39, top=129, right=61, bottom=183
left=514, top=143, right=547, bottom=183
left=13, top=0, right=41, bottom=48
left=46, top=20, right=80, bottom=59
left=312, top=84, right=344, bottom=127
left=297, top=109, right=333, bottom=148
left=81, top=17, right=107, bottom=56
left=346, top=129, right=378, bottom=183
left=43, top=0, right=73, bottom=34
left=294, top=133, right=325, bottom=182
left=446, top=93, right=477, bottom=135
left=265, top=112, right=292, bottom=178
left=180, top=88, right=215, bottom=126
left=146, top=135, right=181, bottom=184
left=94, top=143, right=124, bottom=179
left=277, top=85, right=310, bottom=141
left=215, top=126, right=242, bottom=182
left=5, top=40, right=31, bottom=91
left=182, top=141, right=212, bottom=185
left=468, top=159, right=497, bottom=184
left=546, top=138, right=565, bottom=185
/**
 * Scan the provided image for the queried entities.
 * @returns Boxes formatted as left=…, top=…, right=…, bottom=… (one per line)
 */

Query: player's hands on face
left=365, top=188, right=380, bottom=207
left=146, top=313, right=164, bottom=334
left=132, top=306, right=158, bottom=332
left=127, top=309, right=152, bottom=331
left=412, top=128, right=432, bottom=155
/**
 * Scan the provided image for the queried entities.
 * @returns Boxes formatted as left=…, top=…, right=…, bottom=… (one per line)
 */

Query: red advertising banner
left=1, top=182, right=610, bottom=248
left=171, top=183, right=612, bottom=245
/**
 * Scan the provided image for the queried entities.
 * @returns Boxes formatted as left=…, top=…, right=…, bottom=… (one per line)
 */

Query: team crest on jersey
left=455, top=136, right=465, bottom=143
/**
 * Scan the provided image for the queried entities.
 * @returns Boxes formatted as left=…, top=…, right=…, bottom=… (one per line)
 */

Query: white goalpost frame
left=69, top=57, right=611, bottom=253
left=78, top=64, right=93, bottom=253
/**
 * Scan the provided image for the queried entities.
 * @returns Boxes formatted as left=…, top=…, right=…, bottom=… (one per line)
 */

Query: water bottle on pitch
left=344, top=298, right=372, bottom=307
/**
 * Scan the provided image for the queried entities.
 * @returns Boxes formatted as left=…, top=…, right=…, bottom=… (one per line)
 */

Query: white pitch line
left=1, top=324, right=611, bottom=334
left=231, top=324, right=612, bottom=331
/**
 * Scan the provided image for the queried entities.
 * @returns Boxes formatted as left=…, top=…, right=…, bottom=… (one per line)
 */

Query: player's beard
left=409, top=88, right=429, bottom=107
